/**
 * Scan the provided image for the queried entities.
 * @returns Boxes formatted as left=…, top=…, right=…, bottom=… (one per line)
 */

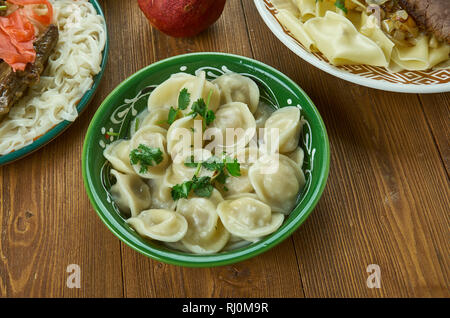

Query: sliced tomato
left=0, top=10, right=36, bottom=71
left=7, top=0, right=53, bottom=26
left=0, top=0, right=53, bottom=71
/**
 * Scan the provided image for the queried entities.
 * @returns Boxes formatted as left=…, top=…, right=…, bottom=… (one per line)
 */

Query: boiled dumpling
left=169, top=148, right=214, bottom=185
left=248, top=153, right=305, bottom=214
left=176, top=190, right=230, bottom=254
left=217, top=196, right=284, bottom=240
left=179, top=71, right=221, bottom=116
left=216, top=147, right=258, bottom=197
left=110, top=169, right=151, bottom=217
left=287, top=146, right=305, bottom=168
left=254, top=102, right=274, bottom=130
left=213, top=73, right=260, bottom=113
left=167, top=115, right=205, bottom=161
left=127, top=209, right=188, bottom=242
left=263, top=106, right=302, bottom=153
left=147, top=174, right=177, bottom=210
left=130, top=125, right=170, bottom=178
left=164, top=241, right=191, bottom=253
left=130, top=110, right=149, bottom=136
left=103, top=140, right=135, bottom=175
left=208, top=102, right=256, bottom=152
left=147, top=73, right=197, bottom=111
left=147, top=72, right=221, bottom=115
left=140, top=108, right=171, bottom=131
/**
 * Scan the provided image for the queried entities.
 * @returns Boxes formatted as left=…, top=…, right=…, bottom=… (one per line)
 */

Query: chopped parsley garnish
left=334, top=0, right=347, bottom=14
left=171, top=153, right=241, bottom=201
left=167, top=107, right=179, bottom=125
left=184, top=155, right=198, bottom=168
left=135, top=118, right=140, bottom=132
left=178, top=88, right=190, bottom=110
left=191, top=176, right=214, bottom=197
left=129, top=144, right=163, bottom=174
left=170, top=175, right=214, bottom=200
left=167, top=88, right=191, bottom=125
left=188, top=89, right=216, bottom=128
left=171, top=181, right=193, bottom=201
left=225, top=157, right=241, bottom=177
left=186, top=155, right=241, bottom=177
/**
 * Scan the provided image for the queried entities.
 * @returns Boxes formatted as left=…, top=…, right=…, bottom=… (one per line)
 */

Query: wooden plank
left=419, top=94, right=450, bottom=175
left=242, top=0, right=449, bottom=297
left=0, top=0, right=127, bottom=297
left=119, top=0, right=304, bottom=298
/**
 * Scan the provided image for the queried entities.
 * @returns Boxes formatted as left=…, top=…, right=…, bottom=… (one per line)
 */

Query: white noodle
left=0, top=0, right=106, bottom=155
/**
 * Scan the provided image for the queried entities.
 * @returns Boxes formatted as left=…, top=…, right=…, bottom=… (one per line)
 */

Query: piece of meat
left=0, top=1, right=6, bottom=17
left=0, top=24, right=59, bottom=118
left=399, top=0, right=450, bottom=44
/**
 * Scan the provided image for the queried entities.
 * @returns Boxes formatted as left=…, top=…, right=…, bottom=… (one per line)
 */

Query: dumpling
left=213, top=73, right=260, bottom=113
left=176, top=190, right=230, bottom=254
left=129, top=125, right=170, bottom=178
left=208, top=102, right=256, bottom=153
left=109, top=169, right=151, bottom=217
left=147, top=72, right=221, bottom=115
left=248, top=154, right=305, bottom=214
left=164, top=241, right=191, bottom=253
left=254, top=102, right=274, bottom=130
left=217, top=196, right=284, bottom=240
left=179, top=71, right=221, bottom=116
left=129, top=109, right=149, bottom=136
left=127, top=209, right=188, bottom=242
left=147, top=73, right=197, bottom=110
left=216, top=147, right=258, bottom=198
left=169, top=148, right=214, bottom=185
left=167, top=116, right=204, bottom=160
left=140, top=108, right=171, bottom=131
left=263, top=106, right=302, bottom=153
left=147, top=174, right=177, bottom=210
left=103, top=140, right=135, bottom=175
left=287, top=146, right=305, bottom=168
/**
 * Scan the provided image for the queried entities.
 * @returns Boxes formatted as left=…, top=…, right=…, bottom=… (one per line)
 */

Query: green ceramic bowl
left=0, top=0, right=109, bottom=166
left=82, top=52, right=330, bottom=267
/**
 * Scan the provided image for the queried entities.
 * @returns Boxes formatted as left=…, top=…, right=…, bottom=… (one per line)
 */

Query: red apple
left=138, top=0, right=227, bottom=37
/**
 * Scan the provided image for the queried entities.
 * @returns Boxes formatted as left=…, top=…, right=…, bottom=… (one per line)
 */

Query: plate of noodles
left=255, top=0, right=450, bottom=93
left=0, top=0, right=108, bottom=166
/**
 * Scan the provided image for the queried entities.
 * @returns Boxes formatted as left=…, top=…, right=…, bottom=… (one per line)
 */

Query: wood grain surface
left=0, top=0, right=448, bottom=298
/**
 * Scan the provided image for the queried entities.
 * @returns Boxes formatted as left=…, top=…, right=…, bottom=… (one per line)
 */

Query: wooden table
left=0, top=0, right=448, bottom=298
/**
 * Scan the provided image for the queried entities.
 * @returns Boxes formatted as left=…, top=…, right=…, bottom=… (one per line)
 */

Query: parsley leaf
left=192, top=176, right=214, bottom=197
left=177, top=154, right=241, bottom=197
left=215, top=170, right=228, bottom=184
left=178, top=88, right=190, bottom=110
left=129, top=144, right=163, bottom=174
left=225, top=157, right=241, bottom=177
left=188, top=89, right=216, bottom=128
left=166, top=89, right=191, bottom=124
left=202, top=156, right=223, bottom=171
left=205, top=109, right=216, bottom=126
left=135, top=118, right=140, bottom=132
left=167, top=106, right=179, bottom=125
left=334, top=0, right=347, bottom=14
left=171, top=181, right=193, bottom=200
left=190, top=98, right=207, bottom=118
left=170, top=175, right=214, bottom=200
left=184, top=155, right=198, bottom=168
